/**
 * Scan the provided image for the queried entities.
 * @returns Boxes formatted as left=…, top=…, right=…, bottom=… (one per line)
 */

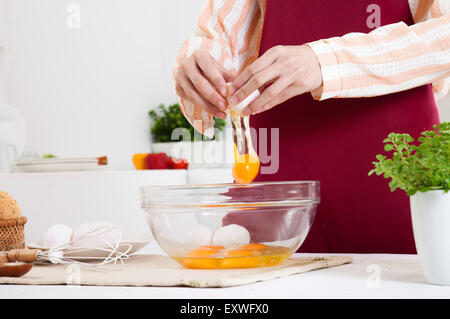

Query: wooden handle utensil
left=6, top=249, right=40, bottom=263
left=0, top=249, right=38, bottom=277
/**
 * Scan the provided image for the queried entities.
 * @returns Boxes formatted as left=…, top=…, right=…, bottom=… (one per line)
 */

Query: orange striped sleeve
left=174, top=0, right=263, bottom=137
left=307, top=0, right=450, bottom=101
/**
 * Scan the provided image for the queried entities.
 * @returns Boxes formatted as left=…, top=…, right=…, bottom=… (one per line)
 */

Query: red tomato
left=169, top=157, right=189, bottom=169
left=145, top=153, right=171, bottom=169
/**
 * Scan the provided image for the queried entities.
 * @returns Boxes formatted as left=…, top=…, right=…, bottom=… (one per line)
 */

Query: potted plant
left=369, top=122, right=450, bottom=285
left=149, top=103, right=227, bottom=168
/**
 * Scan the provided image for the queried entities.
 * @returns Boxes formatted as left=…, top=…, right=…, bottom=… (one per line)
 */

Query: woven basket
left=0, top=216, right=27, bottom=251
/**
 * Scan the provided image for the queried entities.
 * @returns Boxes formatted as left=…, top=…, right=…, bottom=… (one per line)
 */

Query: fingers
left=196, top=52, right=228, bottom=98
left=253, top=84, right=302, bottom=115
left=183, top=58, right=228, bottom=112
left=178, top=73, right=227, bottom=119
left=175, top=82, right=187, bottom=100
left=215, top=61, right=237, bottom=83
left=242, top=77, right=290, bottom=116
left=230, top=62, right=281, bottom=107
left=195, top=51, right=236, bottom=95
left=230, top=48, right=277, bottom=97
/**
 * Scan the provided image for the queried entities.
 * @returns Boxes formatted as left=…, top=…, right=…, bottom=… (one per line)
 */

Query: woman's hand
left=174, top=49, right=236, bottom=119
left=229, top=45, right=323, bottom=116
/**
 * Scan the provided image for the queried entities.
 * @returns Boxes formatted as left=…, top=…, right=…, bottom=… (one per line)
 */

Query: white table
left=2, top=249, right=450, bottom=299
left=1, top=171, right=449, bottom=299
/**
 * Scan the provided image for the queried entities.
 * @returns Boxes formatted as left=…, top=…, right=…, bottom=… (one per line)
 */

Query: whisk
left=3, top=224, right=132, bottom=271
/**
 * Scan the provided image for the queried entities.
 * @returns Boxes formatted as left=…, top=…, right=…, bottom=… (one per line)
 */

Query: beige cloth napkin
left=0, top=254, right=352, bottom=288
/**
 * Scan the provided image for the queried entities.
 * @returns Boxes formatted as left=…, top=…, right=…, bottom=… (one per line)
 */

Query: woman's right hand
left=174, top=49, right=236, bottom=119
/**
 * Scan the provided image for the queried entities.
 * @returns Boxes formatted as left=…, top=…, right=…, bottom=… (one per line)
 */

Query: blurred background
left=1, top=0, right=448, bottom=170
left=0, top=0, right=209, bottom=169
left=0, top=0, right=449, bottom=244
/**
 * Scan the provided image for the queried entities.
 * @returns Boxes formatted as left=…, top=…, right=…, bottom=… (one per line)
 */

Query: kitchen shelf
left=0, top=169, right=187, bottom=178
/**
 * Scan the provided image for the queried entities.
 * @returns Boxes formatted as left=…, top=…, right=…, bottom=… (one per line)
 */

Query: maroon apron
left=248, top=0, right=440, bottom=253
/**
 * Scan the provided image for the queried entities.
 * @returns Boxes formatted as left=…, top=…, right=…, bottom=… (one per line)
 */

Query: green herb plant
left=369, top=122, right=449, bottom=196
left=42, top=154, right=57, bottom=158
left=149, top=103, right=226, bottom=143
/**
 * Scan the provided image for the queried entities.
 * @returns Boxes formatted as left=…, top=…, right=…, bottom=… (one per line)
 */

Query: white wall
left=3, top=0, right=206, bottom=169
left=439, top=96, right=450, bottom=121
left=2, top=0, right=449, bottom=170
left=0, top=0, right=10, bottom=105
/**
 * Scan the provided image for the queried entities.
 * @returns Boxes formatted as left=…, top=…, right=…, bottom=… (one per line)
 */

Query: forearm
left=308, top=13, right=450, bottom=101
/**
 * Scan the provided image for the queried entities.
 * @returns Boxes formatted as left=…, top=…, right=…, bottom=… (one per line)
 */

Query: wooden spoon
left=0, top=253, right=33, bottom=277
left=0, top=262, right=33, bottom=277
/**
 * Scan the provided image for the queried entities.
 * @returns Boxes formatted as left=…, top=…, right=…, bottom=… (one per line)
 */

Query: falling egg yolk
left=232, top=145, right=260, bottom=184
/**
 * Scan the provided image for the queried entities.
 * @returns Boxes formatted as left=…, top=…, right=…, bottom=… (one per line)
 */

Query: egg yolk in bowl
left=176, top=244, right=291, bottom=269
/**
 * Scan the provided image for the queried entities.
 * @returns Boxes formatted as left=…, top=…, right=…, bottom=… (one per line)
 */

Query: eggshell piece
left=229, top=89, right=260, bottom=115
left=212, top=224, right=250, bottom=247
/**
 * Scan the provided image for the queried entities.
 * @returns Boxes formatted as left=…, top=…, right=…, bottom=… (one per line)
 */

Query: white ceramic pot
left=410, top=190, right=450, bottom=285
left=151, top=140, right=231, bottom=169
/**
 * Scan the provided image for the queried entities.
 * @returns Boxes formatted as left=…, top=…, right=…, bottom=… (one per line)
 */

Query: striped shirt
left=175, top=0, right=450, bottom=137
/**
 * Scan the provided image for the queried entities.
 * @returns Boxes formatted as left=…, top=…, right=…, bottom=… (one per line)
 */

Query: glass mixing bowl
left=140, top=181, right=320, bottom=269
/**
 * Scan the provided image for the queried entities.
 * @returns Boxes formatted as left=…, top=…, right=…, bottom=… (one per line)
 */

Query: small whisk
left=4, top=224, right=132, bottom=271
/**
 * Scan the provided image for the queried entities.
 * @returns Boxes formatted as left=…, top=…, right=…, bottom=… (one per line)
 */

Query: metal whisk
left=4, top=224, right=132, bottom=271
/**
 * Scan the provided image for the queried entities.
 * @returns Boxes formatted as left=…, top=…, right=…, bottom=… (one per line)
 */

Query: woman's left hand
left=229, top=45, right=323, bottom=116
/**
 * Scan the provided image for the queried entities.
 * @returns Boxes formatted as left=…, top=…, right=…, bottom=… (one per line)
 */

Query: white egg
left=72, top=222, right=121, bottom=248
left=42, top=224, right=73, bottom=248
left=184, top=223, right=213, bottom=247
left=212, top=224, right=250, bottom=247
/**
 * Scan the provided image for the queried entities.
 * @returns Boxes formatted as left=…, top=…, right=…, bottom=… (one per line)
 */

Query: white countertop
left=2, top=249, right=450, bottom=299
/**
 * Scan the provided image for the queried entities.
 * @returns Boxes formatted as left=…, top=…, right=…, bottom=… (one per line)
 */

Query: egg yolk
left=199, top=245, right=225, bottom=250
left=221, top=249, right=259, bottom=268
left=232, top=144, right=260, bottom=184
left=186, top=248, right=219, bottom=258
left=240, top=243, right=268, bottom=251
left=180, top=258, right=218, bottom=269
left=182, top=248, right=221, bottom=269
left=178, top=244, right=292, bottom=269
left=223, top=249, right=253, bottom=258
